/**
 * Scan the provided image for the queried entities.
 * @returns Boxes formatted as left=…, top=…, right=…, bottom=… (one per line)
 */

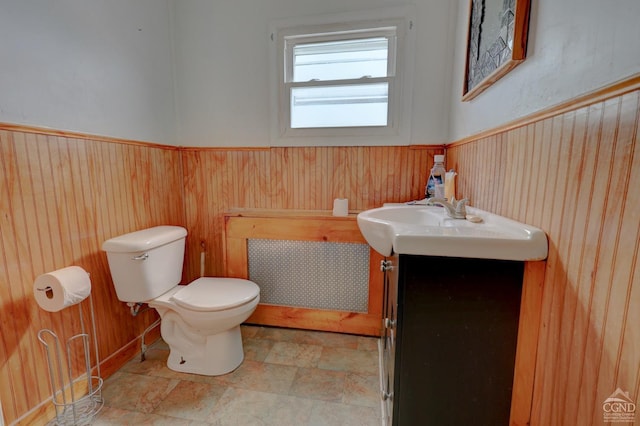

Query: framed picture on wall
left=462, top=0, right=531, bottom=101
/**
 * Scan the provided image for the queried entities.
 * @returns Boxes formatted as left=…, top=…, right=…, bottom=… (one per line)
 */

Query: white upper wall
left=5, top=1, right=634, bottom=147
left=0, top=0, right=176, bottom=145
left=172, top=0, right=456, bottom=147
left=448, top=0, right=640, bottom=141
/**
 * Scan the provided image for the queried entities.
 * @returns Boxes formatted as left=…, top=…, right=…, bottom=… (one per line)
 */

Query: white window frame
left=269, top=7, right=415, bottom=146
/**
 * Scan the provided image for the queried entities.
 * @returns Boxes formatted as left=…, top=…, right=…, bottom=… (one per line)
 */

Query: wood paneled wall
left=0, top=132, right=438, bottom=424
left=3, top=79, right=638, bottom=425
left=181, top=146, right=439, bottom=280
left=447, top=90, right=640, bottom=425
left=0, top=130, right=184, bottom=425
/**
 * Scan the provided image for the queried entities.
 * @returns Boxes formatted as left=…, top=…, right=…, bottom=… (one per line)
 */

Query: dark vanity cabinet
left=381, top=254, right=524, bottom=426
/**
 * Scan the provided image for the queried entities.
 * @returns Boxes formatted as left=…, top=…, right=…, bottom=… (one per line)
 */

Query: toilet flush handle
left=132, top=253, right=149, bottom=261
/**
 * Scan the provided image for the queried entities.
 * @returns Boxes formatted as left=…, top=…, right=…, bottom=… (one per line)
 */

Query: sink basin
left=356, top=204, right=548, bottom=261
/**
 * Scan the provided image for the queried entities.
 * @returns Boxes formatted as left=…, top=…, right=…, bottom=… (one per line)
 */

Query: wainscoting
left=447, top=79, right=640, bottom=425
left=2, top=75, right=638, bottom=425
left=0, top=130, right=437, bottom=424
left=0, top=130, right=183, bottom=424
left=180, top=145, right=438, bottom=281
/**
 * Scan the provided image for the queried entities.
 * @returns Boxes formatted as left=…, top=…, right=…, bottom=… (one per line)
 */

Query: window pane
left=290, top=83, right=388, bottom=128
left=292, top=37, right=389, bottom=82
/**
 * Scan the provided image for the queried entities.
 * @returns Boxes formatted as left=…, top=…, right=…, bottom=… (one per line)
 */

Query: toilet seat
left=170, top=277, right=259, bottom=312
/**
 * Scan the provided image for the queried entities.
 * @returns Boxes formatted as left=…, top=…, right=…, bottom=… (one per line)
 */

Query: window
left=270, top=9, right=414, bottom=146
left=287, top=31, right=395, bottom=129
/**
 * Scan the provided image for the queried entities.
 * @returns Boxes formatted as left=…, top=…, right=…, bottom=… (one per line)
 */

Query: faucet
left=427, top=198, right=469, bottom=219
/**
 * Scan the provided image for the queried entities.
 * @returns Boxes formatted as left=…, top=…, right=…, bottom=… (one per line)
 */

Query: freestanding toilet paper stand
left=37, top=293, right=103, bottom=425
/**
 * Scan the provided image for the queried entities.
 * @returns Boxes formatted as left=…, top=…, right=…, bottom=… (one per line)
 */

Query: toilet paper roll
left=333, top=198, right=349, bottom=216
left=33, top=266, right=91, bottom=312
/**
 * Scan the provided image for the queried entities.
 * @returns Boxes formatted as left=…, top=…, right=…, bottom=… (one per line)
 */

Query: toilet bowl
left=101, top=226, right=260, bottom=376
left=149, top=277, right=259, bottom=375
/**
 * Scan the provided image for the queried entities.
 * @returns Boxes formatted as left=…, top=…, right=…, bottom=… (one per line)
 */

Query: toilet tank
left=101, top=226, right=188, bottom=302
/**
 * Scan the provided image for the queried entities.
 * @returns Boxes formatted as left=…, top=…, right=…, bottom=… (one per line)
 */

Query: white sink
left=357, top=204, right=548, bottom=261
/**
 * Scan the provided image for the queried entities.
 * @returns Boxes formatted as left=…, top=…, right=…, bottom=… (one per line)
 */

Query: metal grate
left=248, top=239, right=370, bottom=312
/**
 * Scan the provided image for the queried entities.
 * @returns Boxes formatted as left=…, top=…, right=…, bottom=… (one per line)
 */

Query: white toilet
left=101, top=225, right=260, bottom=376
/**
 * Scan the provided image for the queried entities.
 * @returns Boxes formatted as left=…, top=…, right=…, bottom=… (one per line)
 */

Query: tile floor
left=93, top=325, right=382, bottom=425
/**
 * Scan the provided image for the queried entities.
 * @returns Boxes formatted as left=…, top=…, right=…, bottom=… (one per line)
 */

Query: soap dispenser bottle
left=426, top=155, right=446, bottom=199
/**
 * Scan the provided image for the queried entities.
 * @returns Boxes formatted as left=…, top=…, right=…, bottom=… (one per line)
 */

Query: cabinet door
left=381, top=255, right=398, bottom=425
left=395, top=255, right=523, bottom=426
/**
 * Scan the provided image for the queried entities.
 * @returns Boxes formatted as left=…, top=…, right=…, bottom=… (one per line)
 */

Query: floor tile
left=94, top=326, right=382, bottom=424
left=101, top=372, right=180, bottom=414
left=356, top=336, right=379, bottom=352
left=343, top=373, right=380, bottom=408
left=242, top=337, right=275, bottom=362
left=308, top=400, right=381, bottom=426
left=94, top=406, right=207, bottom=425
left=254, top=326, right=303, bottom=342
left=206, top=387, right=314, bottom=426
left=152, top=379, right=226, bottom=421
left=212, top=359, right=298, bottom=394
left=318, top=347, right=379, bottom=375
left=264, top=341, right=323, bottom=368
left=121, top=348, right=169, bottom=376
left=289, top=367, right=346, bottom=402
left=240, top=325, right=260, bottom=339
left=292, top=330, right=360, bottom=349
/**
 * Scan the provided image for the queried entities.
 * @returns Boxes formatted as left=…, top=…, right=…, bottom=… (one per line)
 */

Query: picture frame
left=462, top=0, right=531, bottom=101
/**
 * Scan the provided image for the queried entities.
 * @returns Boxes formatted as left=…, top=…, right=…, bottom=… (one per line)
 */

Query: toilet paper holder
left=37, top=292, right=103, bottom=424
left=36, top=286, right=54, bottom=298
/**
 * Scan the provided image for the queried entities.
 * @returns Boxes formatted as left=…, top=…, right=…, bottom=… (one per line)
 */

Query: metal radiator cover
left=247, top=239, right=370, bottom=312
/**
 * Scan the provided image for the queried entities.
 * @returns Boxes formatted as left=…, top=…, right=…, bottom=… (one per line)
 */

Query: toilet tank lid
left=101, top=226, right=187, bottom=253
